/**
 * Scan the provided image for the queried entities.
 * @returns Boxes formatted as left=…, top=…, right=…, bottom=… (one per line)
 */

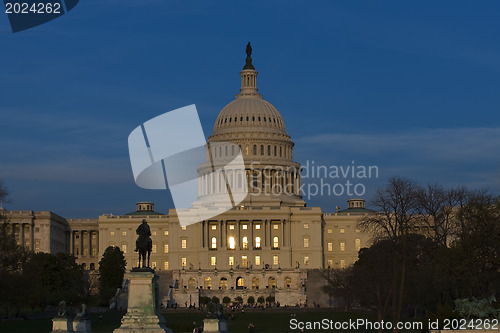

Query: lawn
left=0, top=309, right=423, bottom=332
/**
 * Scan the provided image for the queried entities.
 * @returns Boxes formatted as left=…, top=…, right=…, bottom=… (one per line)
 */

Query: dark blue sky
left=1, top=1, right=499, bottom=217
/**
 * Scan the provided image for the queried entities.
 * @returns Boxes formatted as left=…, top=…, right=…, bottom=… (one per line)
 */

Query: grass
left=0, top=308, right=423, bottom=332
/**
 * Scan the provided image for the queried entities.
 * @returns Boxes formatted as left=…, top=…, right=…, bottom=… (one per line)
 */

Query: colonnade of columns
left=9, top=222, right=34, bottom=251
left=199, top=168, right=301, bottom=196
left=200, top=219, right=292, bottom=251
left=70, top=229, right=98, bottom=257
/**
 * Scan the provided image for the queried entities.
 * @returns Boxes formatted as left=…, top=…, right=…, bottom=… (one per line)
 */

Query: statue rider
left=135, top=219, right=151, bottom=252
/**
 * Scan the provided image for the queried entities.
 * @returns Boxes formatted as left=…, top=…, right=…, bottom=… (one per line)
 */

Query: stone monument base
left=73, top=319, right=92, bottom=332
left=113, top=269, right=172, bottom=333
left=52, top=317, right=72, bottom=333
left=203, top=318, right=229, bottom=333
left=51, top=318, right=92, bottom=333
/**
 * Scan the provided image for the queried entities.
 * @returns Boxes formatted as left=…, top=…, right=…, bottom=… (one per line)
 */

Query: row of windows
left=110, top=230, right=169, bottom=236
left=326, top=259, right=346, bottom=269
left=212, top=236, right=280, bottom=249
left=211, top=224, right=268, bottom=231
left=217, top=114, right=283, bottom=127
left=181, top=255, right=281, bottom=268
left=210, top=142, right=292, bottom=159
left=326, top=239, right=362, bottom=252
left=326, top=228, right=360, bottom=234
left=120, top=243, right=169, bottom=254
left=118, top=238, right=358, bottom=254
left=188, top=275, right=292, bottom=290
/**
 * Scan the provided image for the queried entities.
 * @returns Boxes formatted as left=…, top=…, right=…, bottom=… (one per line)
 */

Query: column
left=21, top=223, right=25, bottom=248
left=201, top=221, right=205, bottom=248
left=89, top=231, right=93, bottom=257
left=206, top=222, right=210, bottom=248
left=220, top=220, right=224, bottom=248
left=80, top=230, right=84, bottom=256
left=250, top=221, right=254, bottom=248
left=224, top=221, right=228, bottom=249
left=95, top=231, right=99, bottom=256
left=298, top=173, right=302, bottom=195
left=269, top=220, right=272, bottom=247
left=237, top=221, right=241, bottom=249
left=264, top=220, right=267, bottom=247
left=282, top=220, right=285, bottom=247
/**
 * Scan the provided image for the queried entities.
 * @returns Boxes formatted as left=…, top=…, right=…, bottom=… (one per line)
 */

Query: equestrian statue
left=135, top=219, right=152, bottom=268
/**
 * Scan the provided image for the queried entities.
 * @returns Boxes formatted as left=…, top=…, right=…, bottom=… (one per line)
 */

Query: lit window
left=327, top=259, right=333, bottom=267
left=327, top=242, right=333, bottom=252
left=242, top=224, right=248, bottom=230
left=34, top=239, right=40, bottom=252
left=273, top=236, right=279, bottom=248
left=164, top=230, right=169, bottom=236
left=355, top=238, right=361, bottom=251
left=355, top=228, right=360, bottom=233
left=340, top=260, right=346, bottom=269
left=340, top=228, right=345, bottom=234
left=255, top=255, right=261, bottom=266
left=228, top=236, right=235, bottom=249
left=110, top=231, right=115, bottom=236
left=255, top=237, right=261, bottom=248
left=327, top=229, right=332, bottom=234
left=273, top=255, right=279, bottom=265
left=340, top=242, right=345, bottom=252
left=181, top=226, right=187, bottom=230
left=164, top=261, right=169, bottom=270
left=229, top=256, right=234, bottom=266
left=255, top=224, right=261, bottom=230
left=242, top=237, right=248, bottom=249
left=181, top=257, right=187, bottom=267
left=273, top=224, right=279, bottom=230
left=164, top=244, right=169, bottom=253
left=152, top=244, right=157, bottom=254
left=152, top=231, right=157, bottom=236
left=204, top=277, right=212, bottom=289
left=152, top=261, right=157, bottom=268
left=121, top=244, right=127, bottom=254
left=122, top=231, right=127, bottom=236
left=242, top=256, right=248, bottom=268
left=303, top=256, right=309, bottom=265
left=211, top=237, right=217, bottom=249
left=211, top=256, right=216, bottom=266
left=211, top=225, right=217, bottom=230
left=303, top=238, right=309, bottom=248
left=181, top=239, right=187, bottom=249
left=304, top=224, right=309, bottom=229
left=229, top=225, right=235, bottom=230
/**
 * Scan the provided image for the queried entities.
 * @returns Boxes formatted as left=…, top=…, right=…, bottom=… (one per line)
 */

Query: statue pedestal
left=203, top=318, right=229, bottom=333
left=73, top=319, right=92, bottom=332
left=113, top=269, right=172, bottom=333
left=52, top=317, right=72, bottom=332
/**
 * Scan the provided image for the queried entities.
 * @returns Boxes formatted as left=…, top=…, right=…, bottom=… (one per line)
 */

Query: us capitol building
left=2, top=46, right=377, bottom=307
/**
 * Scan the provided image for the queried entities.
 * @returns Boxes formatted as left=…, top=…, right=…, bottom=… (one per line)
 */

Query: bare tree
left=0, top=179, right=9, bottom=212
left=358, top=177, right=420, bottom=331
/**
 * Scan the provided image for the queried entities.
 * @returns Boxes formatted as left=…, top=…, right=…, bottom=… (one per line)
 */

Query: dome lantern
left=237, top=42, right=262, bottom=100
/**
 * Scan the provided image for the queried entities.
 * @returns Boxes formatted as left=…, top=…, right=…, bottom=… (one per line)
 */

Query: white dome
left=213, top=97, right=287, bottom=134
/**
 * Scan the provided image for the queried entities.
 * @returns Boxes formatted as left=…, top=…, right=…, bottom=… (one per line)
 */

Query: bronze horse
left=137, top=234, right=152, bottom=268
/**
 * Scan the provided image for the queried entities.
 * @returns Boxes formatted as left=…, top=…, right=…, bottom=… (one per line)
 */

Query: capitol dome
left=213, top=98, right=287, bottom=134
left=208, top=44, right=293, bottom=160
left=199, top=43, right=304, bottom=207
